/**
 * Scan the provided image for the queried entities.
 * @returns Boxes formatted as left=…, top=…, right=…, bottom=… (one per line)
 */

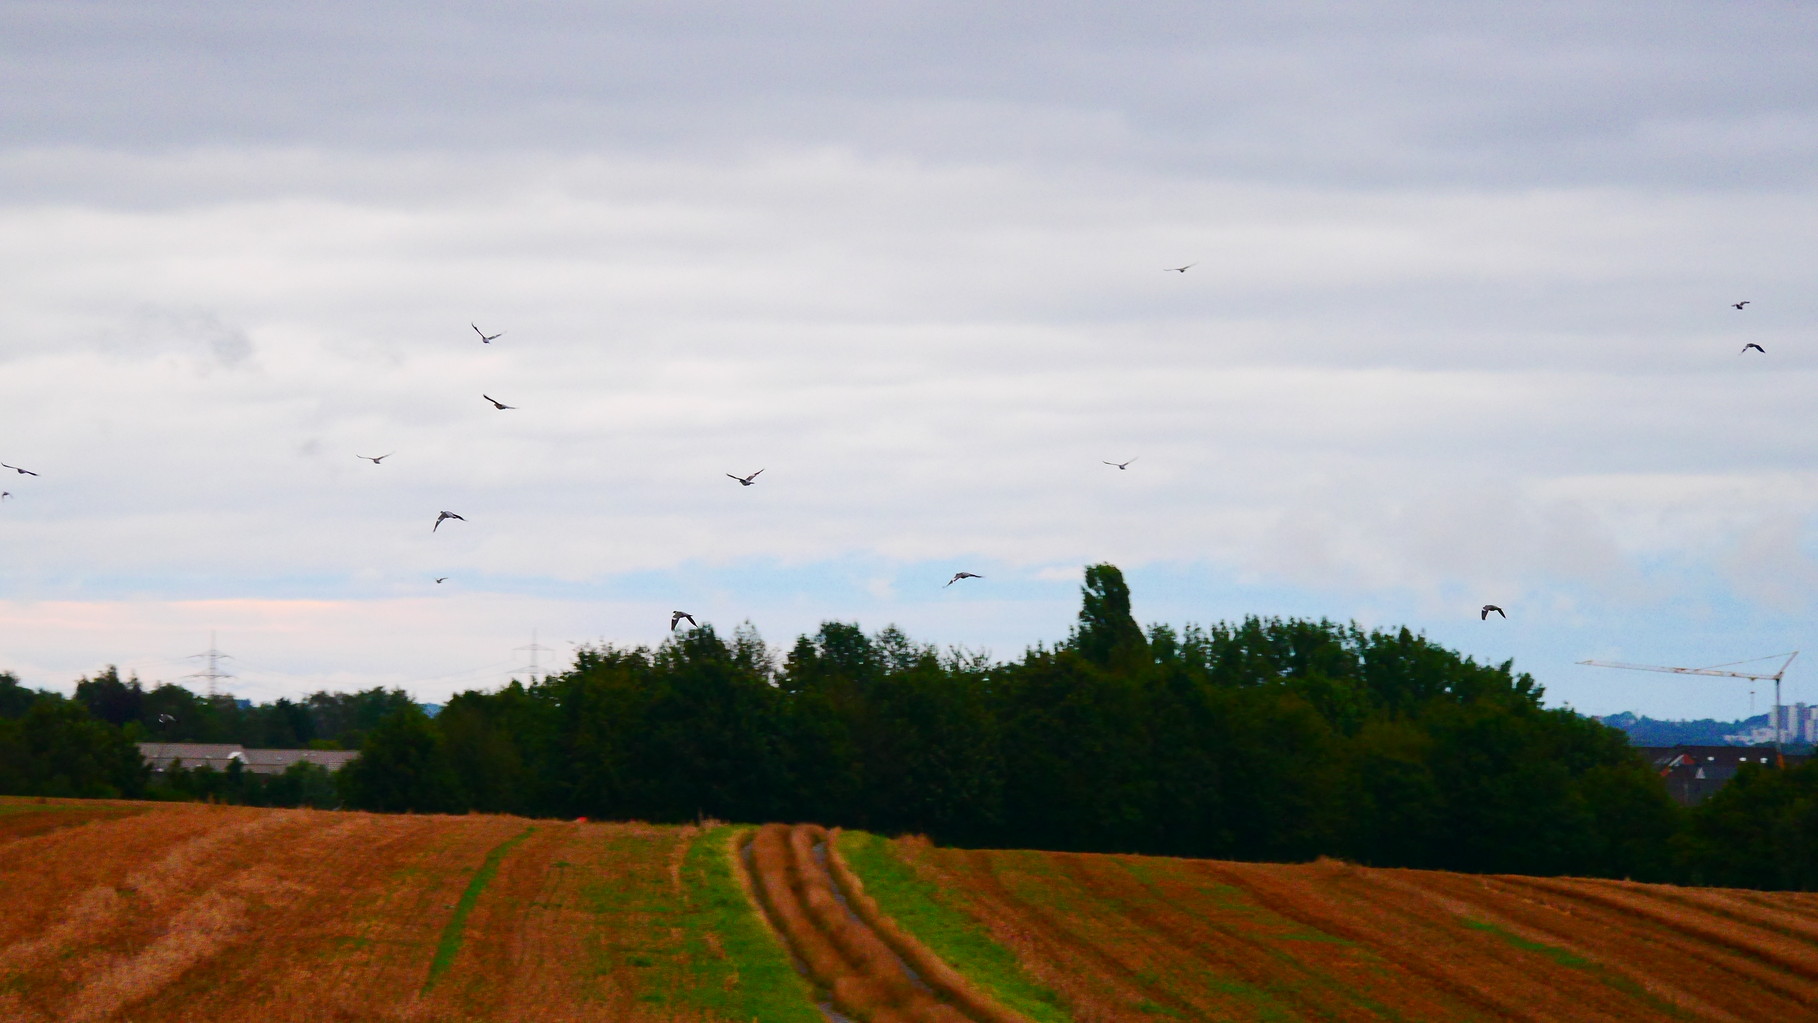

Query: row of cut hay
left=822, top=830, right=1027, bottom=1023
left=747, top=824, right=851, bottom=988
left=743, top=824, right=986, bottom=1023
left=789, top=826, right=957, bottom=1023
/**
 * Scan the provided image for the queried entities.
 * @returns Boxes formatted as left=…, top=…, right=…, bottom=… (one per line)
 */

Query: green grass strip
left=422, top=826, right=535, bottom=993
left=836, top=830, right=1076, bottom=1023
left=1461, top=918, right=1689, bottom=1018
left=664, top=825, right=822, bottom=1023
left=0, top=802, right=67, bottom=817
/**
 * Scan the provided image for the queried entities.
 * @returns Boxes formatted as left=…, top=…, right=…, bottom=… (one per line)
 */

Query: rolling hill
left=1, top=797, right=1813, bottom=1021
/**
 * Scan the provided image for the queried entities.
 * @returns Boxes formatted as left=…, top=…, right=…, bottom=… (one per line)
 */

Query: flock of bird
left=410, top=320, right=1143, bottom=630
left=405, top=325, right=1003, bottom=631
left=0, top=287, right=1774, bottom=636
left=452, top=289, right=1767, bottom=630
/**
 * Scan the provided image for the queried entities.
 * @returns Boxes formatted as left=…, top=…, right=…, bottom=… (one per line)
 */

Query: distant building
left=137, top=743, right=245, bottom=774
left=1636, top=746, right=1809, bottom=806
left=1767, top=703, right=1818, bottom=744
left=1721, top=724, right=1780, bottom=745
left=137, top=742, right=359, bottom=776
left=239, top=748, right=361, bottom=774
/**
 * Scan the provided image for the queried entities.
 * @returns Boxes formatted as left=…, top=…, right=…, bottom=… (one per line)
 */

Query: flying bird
left=1164, top=263, right=1196, bottom=273
left=357, top=453, right=393, bottom=464
left=472, top=323, right=503, bottom=343
left=0, top=492, right=9, bottom=500
left=433, top=510, right=466, bottom=532
left=1481, top=604, right=1506, bottom=620
left=435, top=577, right=448, bottom=584
left=946, top=572, right=983, bottom=587
left=1, top=463, right=36, bottom=476
left=728, top=469, right=764, bottom=486
left=1741, top=343, right=1766, bottom=354
left=1732, top=301, right=1750, bottom=310
left=671, top=611, right=697, bottom=631
left=483, top=395, right=516, bottom=410
left=1103, top=458, right=1137, bottom=470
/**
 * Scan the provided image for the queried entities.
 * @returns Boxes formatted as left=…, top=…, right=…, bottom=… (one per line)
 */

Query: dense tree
left=9, top=561, right=1786, bottom=887
left=1072, top=563, right=1148, bottom=671
left=1677, top=758, right=1818, bottom=890
left=439, top=681, right=542, bottom=815
left=335, top=563, right=1685, bottom=882
left=81, top=677, right=414, bottom=750
left=74, top=666, right=145, bottom=727
left=0, top=672, right=48, bottom=719
left=337, top=706, right=463, bottom=813
left=0, top=697, right=147, bottom=798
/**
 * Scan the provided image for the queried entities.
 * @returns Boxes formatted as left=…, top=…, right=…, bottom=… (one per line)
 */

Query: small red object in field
left=575, top=816, right=587, bottom=823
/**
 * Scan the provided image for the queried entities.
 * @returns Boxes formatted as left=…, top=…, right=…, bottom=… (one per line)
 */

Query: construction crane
left=1578, top=651, right=1799, bottom=753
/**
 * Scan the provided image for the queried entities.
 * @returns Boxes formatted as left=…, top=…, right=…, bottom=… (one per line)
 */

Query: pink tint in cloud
left=0, top=595, right=646, bottom=703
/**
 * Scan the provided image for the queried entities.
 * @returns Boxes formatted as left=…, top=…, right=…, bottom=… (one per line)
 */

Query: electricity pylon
left=1578, top=651, right=1799, bottom=754
left=515, top=629, right=556, bottom=684
left=185, top=630, right=235, bottom=698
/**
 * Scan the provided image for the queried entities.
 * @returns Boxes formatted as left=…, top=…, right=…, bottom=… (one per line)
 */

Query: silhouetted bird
left=0, top=492, right=9, bottom=500
left=483, top=395, right=516, bottom=410
left=472, top=323, right=503, bottom=343
left=435, top=577, right=448, bottom=584
left=433, top=510, right=465, bottom=532
left=1742, top=343, right=1766, bottom=354
left=671, top=611, right=697, bottom=631
left=1733, top=301, right=1750, bottom=310
left=1481, top=604, right=1506, bottom=620
left=946, top=572, right=983, bottom=587
left=357, top=453, right=393, bottom=464
left=2, top=463, right=36, bottom=476
left=1103, top=458, right=1137, bottom=470
left=1164, top=263, right=1196, bottom=273
left=728, top=469, right=764, bottom=486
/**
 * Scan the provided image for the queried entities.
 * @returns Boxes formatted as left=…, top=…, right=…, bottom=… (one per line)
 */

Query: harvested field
left=9, top=796, right=1817, bottom=1023
left=871, top=839, right=1818, bottom=1022
left=0, top=797, right=810, bottom=1022
left=738, top=822, right=1024, bottom=1023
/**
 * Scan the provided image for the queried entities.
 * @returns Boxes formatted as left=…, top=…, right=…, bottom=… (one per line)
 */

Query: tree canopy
left=333, top=564, right=1710, bottom=882
left=8, top=564, right=1813, bottom=888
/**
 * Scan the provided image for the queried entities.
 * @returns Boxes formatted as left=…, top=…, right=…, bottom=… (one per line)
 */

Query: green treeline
left=4, top=564, right=1815, bottom=887
left=0, top=680, right=146, bottom=799
left=0, top=668, right=415, bottom=807
left=60, top=667, right=416, bottom=749
left=338, top=564, right=1812, bottom=888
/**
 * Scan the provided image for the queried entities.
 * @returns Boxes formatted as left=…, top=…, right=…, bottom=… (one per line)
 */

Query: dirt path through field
left=740, top=823, right=1027, bottom=1023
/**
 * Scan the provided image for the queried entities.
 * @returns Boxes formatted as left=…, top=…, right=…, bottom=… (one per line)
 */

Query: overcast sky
left=4, top=1, right=1818, bottom=719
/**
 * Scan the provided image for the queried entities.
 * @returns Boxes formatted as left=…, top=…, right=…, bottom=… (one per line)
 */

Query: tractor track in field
left=740, top=823, right=1026, bottom=1023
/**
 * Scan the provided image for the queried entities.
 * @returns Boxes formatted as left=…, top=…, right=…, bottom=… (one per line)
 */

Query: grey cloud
left=92, top=307, right=255, bottom=370
left=4, top=4, right=1818, bottom=704
left=3, top=3, right=1817, bottom=188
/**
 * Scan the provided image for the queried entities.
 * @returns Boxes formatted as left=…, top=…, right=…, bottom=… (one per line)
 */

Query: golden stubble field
left=0, top=798, right=753, bottom=1022
left=5, top=797, right=1818, bottom=1022
left=892, top=839, right=1818, bottom=1022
